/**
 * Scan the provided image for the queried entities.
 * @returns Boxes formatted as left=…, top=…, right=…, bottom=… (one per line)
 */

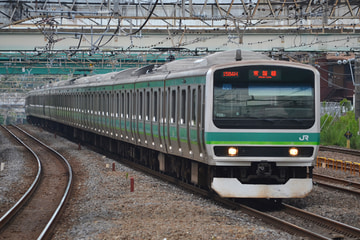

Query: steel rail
left=0, top=125, right=42, bottom=230
left=11, top=124, right=74, bottom=240
left=283, top=203, right=360, bottom=239
left=313, top=173, right=360, bottom=195
left=319, top=145, right=360, bottom=156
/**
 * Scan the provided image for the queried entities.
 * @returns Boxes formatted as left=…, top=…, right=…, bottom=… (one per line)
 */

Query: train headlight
left=289, top=147, right=299, bottom=157
left=228, top=147, right=238, bottom=157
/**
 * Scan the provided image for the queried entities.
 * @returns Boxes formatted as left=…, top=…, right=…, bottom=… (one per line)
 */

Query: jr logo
left=299, top=135, right=309, bottom=141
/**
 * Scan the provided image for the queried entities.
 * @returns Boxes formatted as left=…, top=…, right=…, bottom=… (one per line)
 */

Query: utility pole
left=355, top=55, right=360, bottom=133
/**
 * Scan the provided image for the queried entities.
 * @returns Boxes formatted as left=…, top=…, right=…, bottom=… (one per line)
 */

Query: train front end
left=205, top=61, right=320, bottom=198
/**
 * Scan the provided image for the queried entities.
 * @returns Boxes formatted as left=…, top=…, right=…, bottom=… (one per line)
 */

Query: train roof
left=35, top=50, right=270, bottom=91
left=156, top=49, right=269, bottom=73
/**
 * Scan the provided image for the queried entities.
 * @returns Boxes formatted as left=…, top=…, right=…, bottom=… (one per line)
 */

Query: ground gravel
left=1, top=124, right=360, bottom=239
left=0, top=128, right=36, bottom=216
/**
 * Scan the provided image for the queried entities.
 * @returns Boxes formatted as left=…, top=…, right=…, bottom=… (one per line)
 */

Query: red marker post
left=130, top=177, right=134, bottom=192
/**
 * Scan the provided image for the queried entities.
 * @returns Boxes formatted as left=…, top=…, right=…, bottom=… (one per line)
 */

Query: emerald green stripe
left=113, top=83, right=134, bottom=90
left=135, top=81, right=164, bottom=88
left=165, top=76, right=205, bottom=86
left=205, top=132, right=320, bottom=145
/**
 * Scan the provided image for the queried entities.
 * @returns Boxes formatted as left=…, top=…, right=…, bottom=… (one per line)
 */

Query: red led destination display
left=252, top=70, right=277, bottom=78
left=221, top=68, right=281, bottom=80
left=223, top=71, right=239, bottom=77
left=250, top=68, right=281, bottom=80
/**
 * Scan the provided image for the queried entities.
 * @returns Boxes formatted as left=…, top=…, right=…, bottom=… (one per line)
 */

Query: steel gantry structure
left=2, top=0, right=360, bottom=123
left=2, top=0, right=360, bottom=30
left=1, top=0, right=360, bottom=52
left=1, top=1, right=360, bottom=83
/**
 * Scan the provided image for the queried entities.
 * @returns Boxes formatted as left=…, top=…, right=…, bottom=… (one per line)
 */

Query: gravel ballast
left=1, top=125, right=360, bottom=239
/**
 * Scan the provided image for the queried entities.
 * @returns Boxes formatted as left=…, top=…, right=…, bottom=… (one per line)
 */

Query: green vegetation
left=321, top=100, right=360, bottom=149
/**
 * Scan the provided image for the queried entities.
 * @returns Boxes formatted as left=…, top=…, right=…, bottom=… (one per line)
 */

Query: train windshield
left=213, top=65, right=315, bottom=129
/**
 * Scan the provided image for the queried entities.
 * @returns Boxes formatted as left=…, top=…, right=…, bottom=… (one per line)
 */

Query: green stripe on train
left=205, top=132, right=320, bottom=145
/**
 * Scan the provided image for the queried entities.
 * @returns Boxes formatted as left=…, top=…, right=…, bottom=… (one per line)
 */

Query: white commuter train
left=26, top=50, right=320, bottom=198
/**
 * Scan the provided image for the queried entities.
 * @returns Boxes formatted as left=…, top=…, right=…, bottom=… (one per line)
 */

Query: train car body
left=26, top=50, right=320, bottom=198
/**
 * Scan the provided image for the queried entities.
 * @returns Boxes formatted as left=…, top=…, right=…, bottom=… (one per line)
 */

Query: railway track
left=98, top=145, right=360, bottom=240
left=16, top=125, right=360, bottom=239
left=0, top=125, right=73, bottom=239
left=319, top=145, right=360, bottom=156
left=313, top=173, right=360, bottom=196
left=267, top=203, right=360, bottom=240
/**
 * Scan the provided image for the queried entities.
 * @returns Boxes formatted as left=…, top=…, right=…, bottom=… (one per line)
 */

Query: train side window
left=89, top=93, right=92, bottom=114
left=171, top=89, right=176, bottom=123
left=98, top=93, right=101, bottom=115
left=121, top=92, right=124, bottom=118
left=104, top=93, right=110, bottom=116
left=74, top=93, right=77, bottom=111
left=146, top=91, right=150, bottom=121
left=96, top=93, right=102, bottom=115
left=180, top=89, right=186, bottom=125
left=84, top=94, right=86, bottom=113
left=139, top=91, right=143, bottom=120
left=105, top=93, right=107, bottom=115
left=99, top=93, right=102, bottom=115
left=111, top=93, right=114, bottom=117
left=103, top=93, right=105, bottom=116
left=115, top=92, right=119, bottom=117
left=78, top=93, right=81, bottom=112
left=163, top=90, right=168, bottom=123
left=100, top=93, right=103, bottom=115
left=160, top=90, right=164, bottom=123
left=106, top=92, right=110, bottom=116
left=132, top=92, right=136, bottom=120
left=200, top=86, right=204, bottom=128
left=97, top=93, right=100, bottom=115
left=126, top=92, right=130, bottom=118
left=93, top=93, right=96, bottom=114
left=77, top=93, right=80, bottom=112
left=153, top=90, right=158, bottom=122
left=191, top=88, right=197, bottom=126
left=75, top=93, right=78, bottom=112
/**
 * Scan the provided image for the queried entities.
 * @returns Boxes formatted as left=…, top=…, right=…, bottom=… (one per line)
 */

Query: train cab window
left=213, top=66, right=315, bottom=129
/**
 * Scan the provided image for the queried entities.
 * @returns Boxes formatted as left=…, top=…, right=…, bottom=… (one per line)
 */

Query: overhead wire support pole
left=354, top=54, right=360, bottom=121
